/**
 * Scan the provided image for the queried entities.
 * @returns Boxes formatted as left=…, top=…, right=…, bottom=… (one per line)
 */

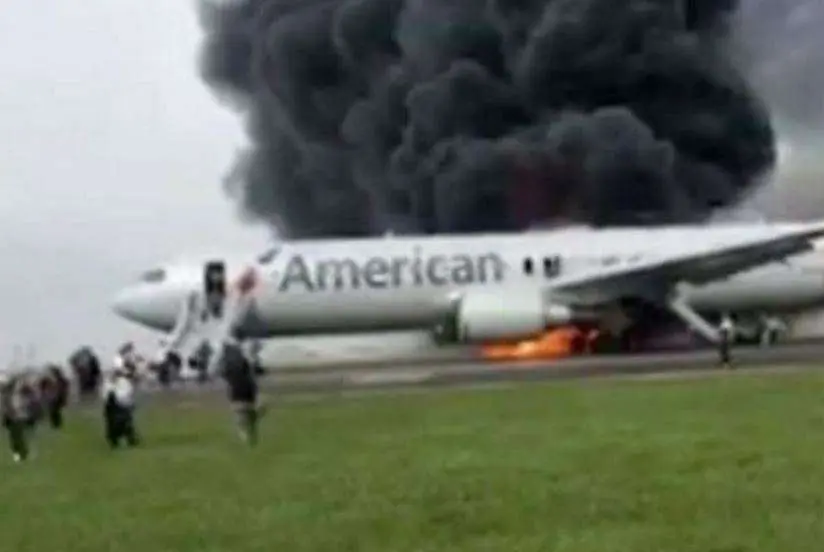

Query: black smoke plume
left=198, top=0, right=775, bottom=237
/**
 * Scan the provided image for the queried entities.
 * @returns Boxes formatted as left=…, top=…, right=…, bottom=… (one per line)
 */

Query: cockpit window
left=256, top=247, right=281, bottom=265
left=139, top=268, right=167, bottom=283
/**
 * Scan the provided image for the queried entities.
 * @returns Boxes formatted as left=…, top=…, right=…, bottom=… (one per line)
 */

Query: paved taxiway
left=263, top=341, right=824, bottom=395
left=137, top=342, right=824, bottom=404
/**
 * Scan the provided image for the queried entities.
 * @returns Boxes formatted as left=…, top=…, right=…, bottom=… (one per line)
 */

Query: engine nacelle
left=434, top=288, right=588, bottom=344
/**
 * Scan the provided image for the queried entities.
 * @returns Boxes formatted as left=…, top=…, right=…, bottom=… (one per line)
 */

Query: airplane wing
left=548, top=221, right=824, bottom=305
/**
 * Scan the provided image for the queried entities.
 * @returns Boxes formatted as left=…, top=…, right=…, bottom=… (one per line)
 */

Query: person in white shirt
left=101, top=368, right=138, bottom=449
left=113, top=342, right=142, bottom=379
left=718, top=315, right=735, bottom=369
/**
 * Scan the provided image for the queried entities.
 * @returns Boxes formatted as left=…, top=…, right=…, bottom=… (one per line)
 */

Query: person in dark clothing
left=49, top=366, right=68, bottom=426
left=1, top=377, right=32, bottom=462
left=19, top=380, right=41, bottom=431
left=69, top=347, right=101, bottom=399
left=87, top=352, right=101, bottom=391
left=101, top=369, right=138, bottom=449
left=166, top=350, right=182, bottom=384
left=103, top=392, right=137, bottom=448
left=103, top=390, right=119, bottom=447
left=149, top=356, right=168, bottom=387
left=150, top=350, right=180, bottom=388
left=189, top=340, right=212, bottom=383
left=219, top=341, right=261, bottom=445
left=38, top=366, right=69, bottom=429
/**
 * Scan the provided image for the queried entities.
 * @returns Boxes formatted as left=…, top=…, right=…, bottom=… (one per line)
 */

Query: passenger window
left=523, top=257, right=534, bottom=275
left=543, top=256, right=561, bottom=278
left=139, top=268, right=166, bottom=283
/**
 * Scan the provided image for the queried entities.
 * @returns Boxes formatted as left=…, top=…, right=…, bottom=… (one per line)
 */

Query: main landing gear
left=667, top=294, right=786, bottom=347
left=666, top=293, right=722, bottom=344
left=757, top=315, right=785, bottom=347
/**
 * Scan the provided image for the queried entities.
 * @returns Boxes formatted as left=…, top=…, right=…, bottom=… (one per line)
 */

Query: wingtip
left=806, top=220, right=824, bottom=233
left=798, top=221, right=824, bottom=249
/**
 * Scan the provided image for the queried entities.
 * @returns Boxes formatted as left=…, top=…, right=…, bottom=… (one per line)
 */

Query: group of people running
left=1, top=337, right=264, bottom=463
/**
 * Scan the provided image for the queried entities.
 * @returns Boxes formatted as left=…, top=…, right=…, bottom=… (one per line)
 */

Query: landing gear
left=666, top=293, right=722, bottom=344
left=758, top=315, right=785, bottom=347
left=760, top=328, right=778, bottom=346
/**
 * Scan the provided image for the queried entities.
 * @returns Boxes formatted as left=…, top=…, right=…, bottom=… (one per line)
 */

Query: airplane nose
left=111, top=283, right=190, bottom=331
left=111, top=287, right=144, bottom=322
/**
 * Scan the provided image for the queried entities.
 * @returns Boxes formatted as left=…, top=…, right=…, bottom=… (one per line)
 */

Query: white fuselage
left=111, top=224, right=824, bottom=339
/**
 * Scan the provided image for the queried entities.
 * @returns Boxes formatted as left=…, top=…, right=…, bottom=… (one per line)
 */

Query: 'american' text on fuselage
left=276, top=249, right=506, bottom=292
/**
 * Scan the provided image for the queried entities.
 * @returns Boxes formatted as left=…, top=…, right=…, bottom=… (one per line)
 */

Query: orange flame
left=481, top=326, right=599, bottom=361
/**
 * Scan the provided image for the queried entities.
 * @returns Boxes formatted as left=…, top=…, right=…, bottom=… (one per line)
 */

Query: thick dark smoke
left=198, top=0, right=775, bottom=237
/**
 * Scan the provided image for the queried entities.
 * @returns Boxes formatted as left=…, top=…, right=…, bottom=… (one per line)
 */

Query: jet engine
left=433, top=288, right=598, bottom=344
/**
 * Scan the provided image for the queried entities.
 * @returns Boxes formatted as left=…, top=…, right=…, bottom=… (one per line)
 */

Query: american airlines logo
left=272, top=248, right=507, bottom=292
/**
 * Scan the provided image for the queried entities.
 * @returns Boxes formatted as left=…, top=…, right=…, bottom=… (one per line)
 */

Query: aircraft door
left=204, top=260, right=227, bottom=319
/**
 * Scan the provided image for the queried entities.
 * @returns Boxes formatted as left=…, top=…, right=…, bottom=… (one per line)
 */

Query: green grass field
left=4, top=371, right=824, bottom=552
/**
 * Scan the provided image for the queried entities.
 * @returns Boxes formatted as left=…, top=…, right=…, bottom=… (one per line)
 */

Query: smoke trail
left=199, top=0, right=775, bottom=237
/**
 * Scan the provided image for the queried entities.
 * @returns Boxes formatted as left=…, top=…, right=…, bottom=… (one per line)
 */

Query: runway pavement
left=133, top=342, right=824, bottom=403
left=262, top=341, right=824, bottom=395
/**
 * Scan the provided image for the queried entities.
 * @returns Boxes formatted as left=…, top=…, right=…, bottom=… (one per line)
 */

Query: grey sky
left=0, top=1, right=266, bottom=363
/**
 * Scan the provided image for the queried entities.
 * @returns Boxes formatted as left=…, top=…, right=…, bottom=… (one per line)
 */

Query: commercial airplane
left=111, top=222, right=824, bottom=352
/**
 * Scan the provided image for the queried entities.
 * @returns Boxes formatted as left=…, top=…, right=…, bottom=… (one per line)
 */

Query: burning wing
left=547, top=221, right=824, bottom=305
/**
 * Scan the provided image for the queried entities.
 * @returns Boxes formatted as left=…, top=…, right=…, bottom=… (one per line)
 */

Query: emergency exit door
left=204, top=260, right=226, bottom=319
